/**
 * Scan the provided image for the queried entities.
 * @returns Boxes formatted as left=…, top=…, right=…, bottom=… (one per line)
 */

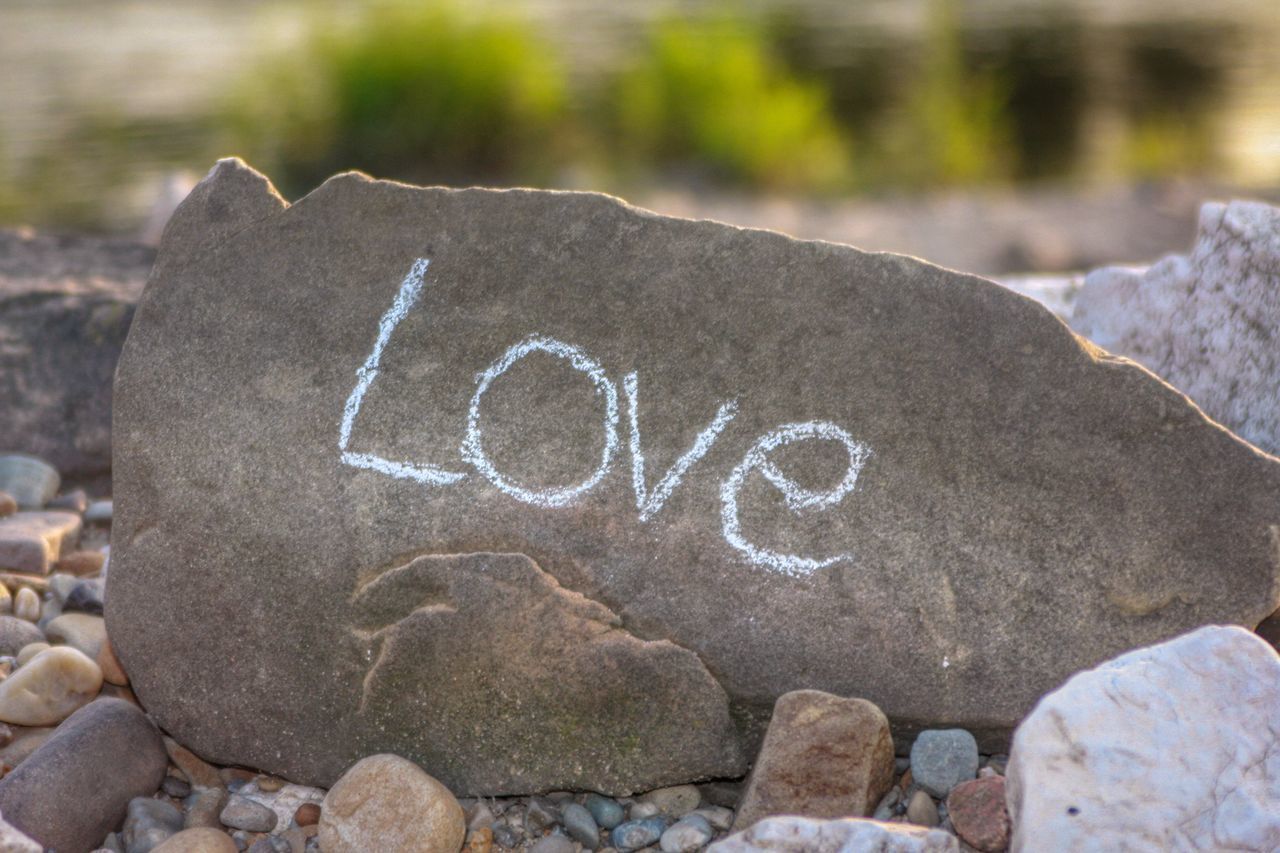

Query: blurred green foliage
left=608, top=17, right=851, bottom=192
left=225, top=4, right=572, bottom=195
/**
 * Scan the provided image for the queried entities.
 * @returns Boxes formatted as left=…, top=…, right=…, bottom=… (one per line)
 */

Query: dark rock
left=109, top=161, right=1280, bottom=795
left=0, top=698, right=167, bottom=851
left=0, top=230, right=154, bottom=490
left=585, top=794, right=625, bottom=830
left=65, top=578, right=106, bottom=615
left=733, top=690, right=895, bottom=831
left=0, top=616, right=44, bottom=657
left=162, top=775, right=193, bottom=798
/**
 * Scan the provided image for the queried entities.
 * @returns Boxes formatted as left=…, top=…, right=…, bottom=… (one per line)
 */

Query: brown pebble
left=293, top=801, right=320, bottom=826
left=0, top=494, right=15, bottom=519
left=0, top=724, right=11, bottom=748
left=163, top=737, right=224, bottom=790
left=256, top=774, right=283, bottom=792
left=97, top=636, right=129, bottom=686
left=52, top=550, right=105, bottom=577
left=898, top=768, right=913, bottom=790
left=465, top=826, right=493, bottom=853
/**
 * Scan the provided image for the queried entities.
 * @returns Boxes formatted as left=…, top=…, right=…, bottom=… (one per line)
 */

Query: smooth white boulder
left=1071, top=200, right=1280, bottom=455
left=708, top=816, right=958, bottom=852
left=0, top=646, right=103, bottom=726
left=1006, top=625, right=1280, bottom=851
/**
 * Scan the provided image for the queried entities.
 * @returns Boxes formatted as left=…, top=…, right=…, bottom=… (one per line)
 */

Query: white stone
left=708, top=816, right=958, bottom=852
left=236, top=780, right=325, bottom=834
left=0, top=645, right=102, bottom=725
left=1006, top=625, right=1280, bottom=851
left=0, top=808, right=42, bottom=853
left=1071, top=200, right=1280, bottom=455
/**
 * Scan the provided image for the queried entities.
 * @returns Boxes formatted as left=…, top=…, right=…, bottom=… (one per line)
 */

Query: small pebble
left=491, top=822, right=521, bottom=848
left=524, top=796, right=560, bottom=835
left=0, top=616, right=45, bottom=657
left=659, top=814, right=713, bottom=853
left=910, top=729, right=980, bottom=798
left=85, top=500, right=113, bottom=524
left=53, top=550, right=106, bottom=577
left=122, top=796, right=184, bottom=853
left=586, top=794, right=625, bottom=830
left=0, top=645, right=102, bottom=725
left=46, top=490, right=88, bottom=514
left=466, top=801, right=496, bottom=831
left=906, top=789, right=940, bottom=827
left=872, top=788, right=901, bottom=821
left=561, top=802, right=600, bottom=849
left=464, top=827, right=492, bottom=853
left=255, top=775, right=283, bottom=792
left=0, top=493, right=15, bottom=518
left=48, top=573, right=79, bottom=605
left=65, top=579, right=105, bottom=615
left=293, top=802, right=320, bottom=827
left=220, top=795, right=278, bottom=833
left=639, top=784, right=701, bottom=817
left=610, top=817, right=668, bottom=852
left=246, top=837, right=290, bottom=853
left=529, top=835, right=575, bottom=853
left=152, top=827, right=238, bottom=853
left=628, top=801, right=660, bottom=820
left=0, top=585, right=10, bottom=615
left=13, top=588, right=38, bottom=623
left=688, top=806, right=733, bottom=832
left=162, top=775, right=193, bottom=798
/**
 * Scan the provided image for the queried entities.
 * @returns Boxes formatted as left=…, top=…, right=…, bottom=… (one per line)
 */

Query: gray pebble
left=909, top=729, right=979, bottom=798
left=65, top=579, right=105, bottom=615
left=660, top=814, right=713, bottom=853
left=101, top=833, right=125, bottom=853
left=47, top=490, right=89, bottom=514
left=530, top=835, right=576, bottom=853
left=872, top=788, right=901, bottom=821
left=247, top=838, right=291, bottom=853
left=562, top=802, right=600, bottom=849
left=0, top=616, right=44, bottom=657
left=586, top=793, right=625, bottom=830
left=611, top=816, right=669, bottom=852
left=220, top=794, right=278, bottom=832
left=85, top=500, right=113, bottom=524
left=161, top=776, right=192, bottom=799
left=524, top=796, right=561, bottom=835
left=628, top=801, right=661, bottom=820
left=47, top=574, right=79, bottom=606
left=492, top=822, right=522, bottom=848
left=0, top=455, right=59, bottom=510
left=639, top=784, right=701, bottom=817
left=688, top=806, right=733, bottom=832
left=122, top=796, right=183, bottom=853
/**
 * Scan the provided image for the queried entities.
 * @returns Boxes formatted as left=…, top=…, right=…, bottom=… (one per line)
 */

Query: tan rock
left=15, top=643, right=49, bottom=666
left=12, top=589, right=37, bottom=624
left=0, top=585, right=10, bottom=615
left=44, top=613, right=106, bottom=660
left=0, top=646, right=102, bottom=725
left=96, top=635, right=129, bottom=685
left=0, top=512, right=81, bottom=576
left=733, top=690, right=895, bottom=831
left=319, top=754, right=465, bottom=853
left=152, top=827, right=237, bottom=853
left=52, top=550, right=105, bottom=577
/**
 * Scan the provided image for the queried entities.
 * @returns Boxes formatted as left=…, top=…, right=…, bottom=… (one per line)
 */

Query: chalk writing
left=339, top=258, right=875, bottom=576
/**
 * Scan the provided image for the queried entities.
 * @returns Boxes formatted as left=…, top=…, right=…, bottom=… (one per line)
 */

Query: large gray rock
left=0, top=229, right=153, bottom=489
left=1072, top=199, right=1280, bottom=456
left=108, top=159, right=1280, bottom=794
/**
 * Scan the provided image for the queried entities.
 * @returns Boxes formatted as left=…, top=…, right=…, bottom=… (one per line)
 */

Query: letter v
left=625, top=371, right=738, bottom=522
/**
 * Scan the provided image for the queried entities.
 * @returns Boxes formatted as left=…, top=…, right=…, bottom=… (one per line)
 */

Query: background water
left=1, top=0, right=1277, bottom=235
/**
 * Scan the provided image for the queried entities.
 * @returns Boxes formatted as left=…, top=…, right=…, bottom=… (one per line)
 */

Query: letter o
left=462, top=335, right=619, bottom=508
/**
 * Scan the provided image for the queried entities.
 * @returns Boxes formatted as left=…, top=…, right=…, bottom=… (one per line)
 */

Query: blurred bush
left=224, top=4, right=572, bottom=195
left=607, top=17, right=852, bottom=192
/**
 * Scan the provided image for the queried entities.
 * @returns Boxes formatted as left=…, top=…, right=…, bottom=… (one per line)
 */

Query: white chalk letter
left=338, top=258, right=468, bottom=486
left=462, top=336, right=619, bottom=508
left=625, top=372, right=738, bottom=522
left=721, top=421, right=872, bottom=576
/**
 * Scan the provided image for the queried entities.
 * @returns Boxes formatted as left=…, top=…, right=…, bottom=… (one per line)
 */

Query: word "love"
left=338, top=259, right=874, bottom=577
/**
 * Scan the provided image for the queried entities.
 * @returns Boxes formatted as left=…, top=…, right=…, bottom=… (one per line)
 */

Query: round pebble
left=53, top=550, right=106, bottom=577
left=152, top=827, right=239, bottom=853
left=561, top=802, right=600, bottom=849
left=639, top=784, right=701, bottom=817
left=906, top=789, right=940, bottom=827
left=659, top=814, right=713, bottom=853
left=628, top=801, right=660, bottom=820
left=585, top=793, right=624, bottom=830
left=319, top=753, right=463, bottom=853
left=946, top=776, right=1010, bottom=852
left=294, top=802, right=321, bottom=827
left=529, top=835, right=575, bottom=853
left=910, top=729, right=980, bottom=798
left=610, top=816, right=669, bottom=852
left=123, top=796, right=184, bottom=853
left=220, top=794, right=278, bottom=833
left=0, top=616, right=45, bottom=657
left=65, top=579, right=105, bottom=615
left=162, top=775, right=193, bottom=799
left=0, top=645, right=102, bottom=725
left=0, top=492, right=16, bottom=518
left=13, top=588, right=39, bottom=623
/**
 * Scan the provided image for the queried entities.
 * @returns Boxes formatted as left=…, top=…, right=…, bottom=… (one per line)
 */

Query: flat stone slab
left=107, top=159, right=1280, bottom=794
left=0, top=512, right=82, bottom=575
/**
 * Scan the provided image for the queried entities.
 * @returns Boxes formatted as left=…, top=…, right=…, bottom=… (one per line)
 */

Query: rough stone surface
left=0, top=456, right=58, bottom=510
left=1007, top=625, right=1280, bottom=850
left=710, top=816, right=959, bottom=852
left=945, top=777, right=1008, bottom=852
left=1072, top=199, right=1280, bottom=456
left=0, top=698, right=166, bottom=852
left=318, top=754, right=465, bottom=853
left=109, top=160, right=1280, bottom=791
left=0, top=229, right=153, bottom=489
left=733, top=690, right=894, bottom=831
left=0, top=511, right=81, bottom=575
